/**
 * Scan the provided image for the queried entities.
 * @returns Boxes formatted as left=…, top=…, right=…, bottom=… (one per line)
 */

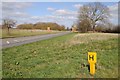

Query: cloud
left=31, top=16, right=41, bottom=19
left=2, top=2, right=32, bottom=18
left=108, top=3, right=118, bottom=24
left=74, top=4, right=83, bottom=9
left=30, top=15, right=77, bottom=20
left=108, top=4, right=118, bottom=11
left=55, top=9, right=69, bottom=15
left=15, top=3, right=32, bottom=9
left=48, top=15, right=77, bottom=20
left=108, top=3, right=118, bottom=15
left=1, top=2, right=33, bottom=25
left=1, top=2, right=78, bottom=27
left=54, top=9, right=78, bottom=16
left=13, top=12, right=30, bottom=18
left=53, top=9, right=79, bottom=26
left=2, top=2, right=32, bottom=11
left=47, top=7, right=55, bottom=11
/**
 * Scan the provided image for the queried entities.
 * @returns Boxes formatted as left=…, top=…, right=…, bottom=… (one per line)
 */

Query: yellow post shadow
left=88, top=52, right=97, bottom=75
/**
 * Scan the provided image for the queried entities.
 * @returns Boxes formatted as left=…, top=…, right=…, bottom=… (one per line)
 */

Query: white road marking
left=6, top=41, right=10, bottom=44
left=14, top=40, right=19, bottom=42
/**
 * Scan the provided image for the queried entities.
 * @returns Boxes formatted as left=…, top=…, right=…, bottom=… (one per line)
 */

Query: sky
left=1, top=0, right=119, bottom=28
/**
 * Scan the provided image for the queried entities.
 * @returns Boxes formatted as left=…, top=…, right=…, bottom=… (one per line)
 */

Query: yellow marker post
left=47, top=27, right=51, bottom=32
left=88, top=52, right=97, bottom=75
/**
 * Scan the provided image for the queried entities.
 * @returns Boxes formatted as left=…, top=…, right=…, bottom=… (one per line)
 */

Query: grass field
left=2, top=33, right=118, bottom=78
left=0, top=29, right=60, bottom=38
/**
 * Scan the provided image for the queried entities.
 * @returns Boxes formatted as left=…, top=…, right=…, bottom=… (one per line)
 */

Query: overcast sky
left=1, top=0, right=119, bottom=28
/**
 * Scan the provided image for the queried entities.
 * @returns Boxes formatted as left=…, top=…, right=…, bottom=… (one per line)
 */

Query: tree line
left=17, top=22, right=65, bottom=31
left=2, top=19, right=66, bottom=35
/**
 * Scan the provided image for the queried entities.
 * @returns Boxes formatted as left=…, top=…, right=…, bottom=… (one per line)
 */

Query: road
left=1, top=31, right=71, bottom=49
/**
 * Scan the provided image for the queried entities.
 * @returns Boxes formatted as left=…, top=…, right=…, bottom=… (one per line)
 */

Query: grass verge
left=1, top=29, right=61, bottom=39
left=2, top=33, right=118, bottom=78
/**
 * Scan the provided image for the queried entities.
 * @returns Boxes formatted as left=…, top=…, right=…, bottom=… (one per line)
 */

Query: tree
left=17, top=22, right=65, bottom=31
left=77, top=19, right=91, bottom=32
left=59, top=25, right=65, bottom=31
left=77, top=2, right=110, bottom=32
left=17, top=23, right=33, bottom=29
left=2, top=18, right=16, bottom=34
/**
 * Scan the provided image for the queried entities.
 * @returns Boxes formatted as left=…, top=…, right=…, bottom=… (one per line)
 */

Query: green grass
left=1, top=29, right=60, bottom=38
left=2, top=33, right=118, bottom=78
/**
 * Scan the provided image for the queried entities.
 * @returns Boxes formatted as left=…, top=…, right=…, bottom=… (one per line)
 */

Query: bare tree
left=77, top=19, right=91, bottom=32
left=77, top=2, right=110, bottom=32
left=2, top=18, right=16, bottom=35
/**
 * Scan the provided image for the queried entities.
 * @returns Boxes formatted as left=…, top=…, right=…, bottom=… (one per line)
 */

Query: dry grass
left=68, top=33, right=118, bottom=45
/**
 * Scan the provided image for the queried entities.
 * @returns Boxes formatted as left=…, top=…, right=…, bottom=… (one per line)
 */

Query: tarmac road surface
left=1, top=31, right=71, bottom=49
